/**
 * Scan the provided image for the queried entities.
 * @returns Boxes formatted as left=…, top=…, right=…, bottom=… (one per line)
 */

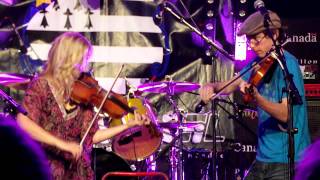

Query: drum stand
left=166, top=93, right=184, bottom=180
left=0, top=88, right=27, bottom=116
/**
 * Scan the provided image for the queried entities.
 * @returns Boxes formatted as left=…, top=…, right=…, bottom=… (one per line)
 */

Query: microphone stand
left=162, top=4, right=235, bottom=62
left=261, top=12, right=301, bottom=179
left=210, top=55, right=217, bottom=180
left=161, top=4, right=235, bottom=180
left=274, top=46, right=301, bottom=180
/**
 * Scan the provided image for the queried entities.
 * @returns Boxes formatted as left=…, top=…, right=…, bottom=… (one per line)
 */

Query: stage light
left=235, top=23, right=247, bottom=61
left=206, top=23, right=214, bottom=30
left=205, top=49, right=213, bottom=57
left=234, top=0, right=250, bottom=61
left=207, top=10, right=214, bottom=17
left=207, top=0, right=214, bottom=4
left=236, top=0, right=248, bottom=19
left=239, top=10, right=246, bottom=17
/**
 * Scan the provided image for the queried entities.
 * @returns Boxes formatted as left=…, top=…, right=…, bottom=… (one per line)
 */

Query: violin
left=70, top=72, right=134, bottom=119
left=243, top=52, right=279, bottom=104
left=70, top=72, right=162, bottom=160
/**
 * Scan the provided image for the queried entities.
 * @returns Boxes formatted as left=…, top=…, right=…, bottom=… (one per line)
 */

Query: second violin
left=243, top=51, right=279, bottom=104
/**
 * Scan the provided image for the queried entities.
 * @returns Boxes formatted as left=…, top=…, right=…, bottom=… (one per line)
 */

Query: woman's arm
left=17, top=113, right=82, bottom=159
left=92, top=112, right=149, bottom=144
left=92, top=124, right=130, bottom=144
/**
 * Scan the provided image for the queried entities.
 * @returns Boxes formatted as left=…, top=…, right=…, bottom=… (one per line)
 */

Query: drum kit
left=94, top=79, right=204, bottom=180
left=0, top=72, right=207, bottom=180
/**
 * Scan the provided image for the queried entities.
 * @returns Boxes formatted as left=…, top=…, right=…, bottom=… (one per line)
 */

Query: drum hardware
left=159, top=121, right=202, bottom=130
left=215, top=98, right=258, bottom=138
left=145, top=154, right=156, bottom=172
left=0, top=86, right=27, bottom=115
left=137, top=79, right=201, bottom=180
left=191, top=123, right=205, bottom=144
left=163, top=93, right=184, bottom=180
left=137, top=81, right=200, bottom=94
left=183, top=148, right=212, bottom=180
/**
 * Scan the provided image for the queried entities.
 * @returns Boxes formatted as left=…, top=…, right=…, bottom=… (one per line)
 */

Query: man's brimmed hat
left=237, top=11, right=281, bottom=36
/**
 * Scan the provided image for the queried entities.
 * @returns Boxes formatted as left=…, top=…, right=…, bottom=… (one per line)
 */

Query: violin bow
left=205, top=40, right=289, bottom=102
left=80, top=64, right=125, bottom=147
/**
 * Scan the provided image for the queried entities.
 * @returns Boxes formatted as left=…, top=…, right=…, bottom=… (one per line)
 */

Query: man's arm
left=255, top=94, right=288, bottom=123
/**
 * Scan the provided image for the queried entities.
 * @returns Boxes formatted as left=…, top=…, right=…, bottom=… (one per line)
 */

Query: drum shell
left=110, top=97, right=162, bottom=161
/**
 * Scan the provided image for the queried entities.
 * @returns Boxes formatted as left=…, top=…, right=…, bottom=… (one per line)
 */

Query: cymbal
left=137, top=81, right=200, bottom=94
left=0, top=72, right=33, bottom=90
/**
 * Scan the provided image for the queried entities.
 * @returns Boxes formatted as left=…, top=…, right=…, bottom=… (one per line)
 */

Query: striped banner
left=26, top=0, right=163, bottom=93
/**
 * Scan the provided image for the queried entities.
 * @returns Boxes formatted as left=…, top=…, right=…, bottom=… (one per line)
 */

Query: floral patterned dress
left=22, top=77, right=98, bottom=180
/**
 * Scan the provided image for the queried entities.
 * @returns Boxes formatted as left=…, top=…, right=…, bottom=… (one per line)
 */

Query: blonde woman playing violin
left=17, top=32, right=149, bottom=180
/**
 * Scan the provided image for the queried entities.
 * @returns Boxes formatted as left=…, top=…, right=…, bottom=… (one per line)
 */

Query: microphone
left=253, top=0, right=271, bottom=22
left=0, top=89, right=28, bottom=115
left=254, top=0, right=268, bottom=16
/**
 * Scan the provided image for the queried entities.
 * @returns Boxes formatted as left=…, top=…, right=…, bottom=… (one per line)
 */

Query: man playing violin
left=16, top=32, right=150, bottom=180
left=200, top=11, right=310, bottom=179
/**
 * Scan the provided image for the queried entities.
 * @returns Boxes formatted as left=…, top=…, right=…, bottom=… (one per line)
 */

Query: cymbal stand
left=0, top=88, right=27, bottom=116
left=166, top=90, right=184, bottom=180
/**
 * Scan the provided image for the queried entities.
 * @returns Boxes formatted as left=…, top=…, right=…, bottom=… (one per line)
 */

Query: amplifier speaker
left=233, top=95, right=320, bottom=143
left=307, top=98, right=320, bottom=142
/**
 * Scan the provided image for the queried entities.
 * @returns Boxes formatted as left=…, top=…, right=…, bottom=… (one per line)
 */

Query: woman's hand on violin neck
left=127, top=112, right=150, bottom=128
left=56, top=140, right=82, bottom=160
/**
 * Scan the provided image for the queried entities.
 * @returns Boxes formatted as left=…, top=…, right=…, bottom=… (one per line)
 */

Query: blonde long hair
left=41, top=32, right=93, bottom=101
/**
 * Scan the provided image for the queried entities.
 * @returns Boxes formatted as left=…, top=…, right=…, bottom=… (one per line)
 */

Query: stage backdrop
left=0, top=0, right=235, bottom=152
